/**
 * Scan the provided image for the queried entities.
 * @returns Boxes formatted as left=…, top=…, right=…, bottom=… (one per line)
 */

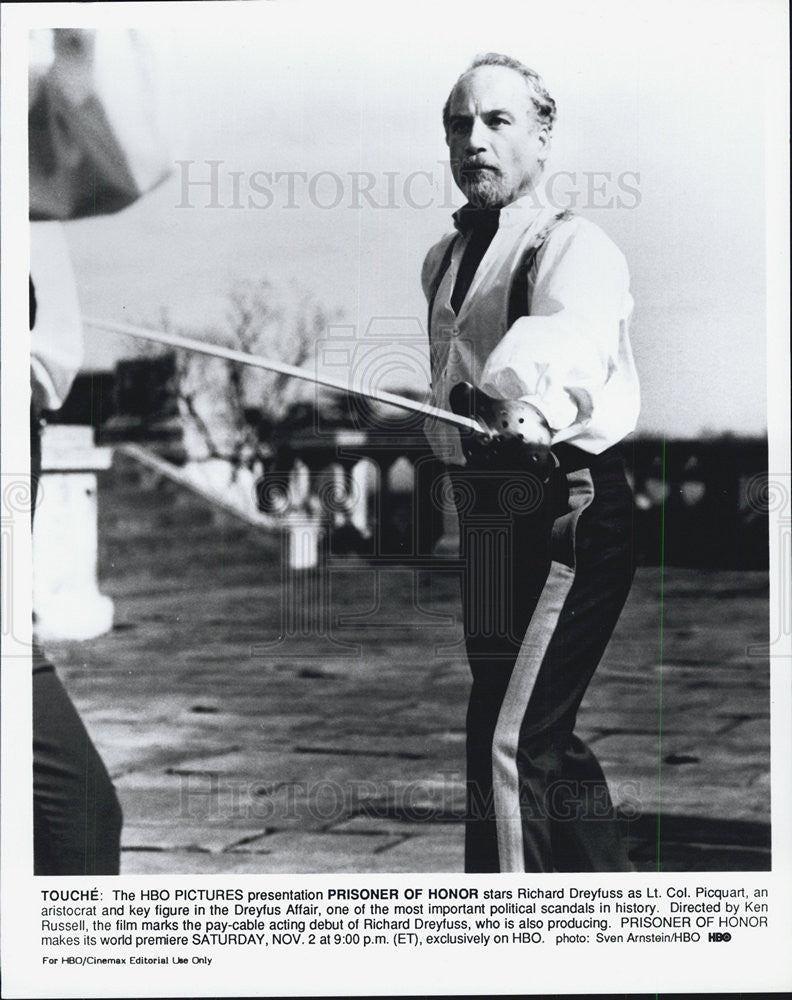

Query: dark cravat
left=450, top=207, right=501, bottom=315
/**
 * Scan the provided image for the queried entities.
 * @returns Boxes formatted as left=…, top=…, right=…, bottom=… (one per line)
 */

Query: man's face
left=446, top=65, right=549, bottom=209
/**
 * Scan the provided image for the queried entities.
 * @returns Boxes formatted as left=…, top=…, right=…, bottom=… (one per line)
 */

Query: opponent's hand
left=449, top=381, right=553, bottom=478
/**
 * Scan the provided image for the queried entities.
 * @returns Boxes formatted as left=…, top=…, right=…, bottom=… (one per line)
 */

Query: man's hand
left=449, top=381, right=553, bottom=477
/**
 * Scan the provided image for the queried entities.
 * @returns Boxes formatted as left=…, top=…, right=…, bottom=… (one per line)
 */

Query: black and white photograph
left=2, top=0, right=790, bottom=996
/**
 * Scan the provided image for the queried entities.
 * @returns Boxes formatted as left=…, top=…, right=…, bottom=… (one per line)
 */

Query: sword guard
left=449, top=381, right=555, bottom=478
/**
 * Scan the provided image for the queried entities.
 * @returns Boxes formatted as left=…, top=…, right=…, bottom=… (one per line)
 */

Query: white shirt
left=30, top=223, right=84, bottom=412
left=422, top=196, right=640, bottom=466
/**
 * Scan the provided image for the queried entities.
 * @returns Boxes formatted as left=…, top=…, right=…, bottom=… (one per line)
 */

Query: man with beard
left=422, top=53, right=640, bottom=873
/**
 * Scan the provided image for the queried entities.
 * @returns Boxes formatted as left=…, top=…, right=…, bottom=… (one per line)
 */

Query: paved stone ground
left=45, top=454, right=771, bottom=874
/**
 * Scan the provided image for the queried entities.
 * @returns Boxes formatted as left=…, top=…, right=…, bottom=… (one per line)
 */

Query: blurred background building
left=44, top=354, right=770, bottom=571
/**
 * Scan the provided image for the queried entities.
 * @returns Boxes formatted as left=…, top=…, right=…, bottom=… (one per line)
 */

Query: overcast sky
left=54, top=0, right=783, bottom=437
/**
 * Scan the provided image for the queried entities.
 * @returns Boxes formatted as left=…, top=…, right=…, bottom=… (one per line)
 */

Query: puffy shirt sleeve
left=479, top=218, right=632, bottom=433
left=30, top=223, right=84, bottom=411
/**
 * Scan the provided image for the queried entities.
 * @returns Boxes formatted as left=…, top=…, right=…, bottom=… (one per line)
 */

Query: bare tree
left=170, top=278, right=342, bottom=476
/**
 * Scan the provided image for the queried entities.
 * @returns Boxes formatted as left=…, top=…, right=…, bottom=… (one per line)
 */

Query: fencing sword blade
left=84, top=316, right=482, bottom=434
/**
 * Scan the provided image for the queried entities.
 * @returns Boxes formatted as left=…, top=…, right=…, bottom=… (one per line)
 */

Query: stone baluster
left=33, top=425, right=114, bottom=641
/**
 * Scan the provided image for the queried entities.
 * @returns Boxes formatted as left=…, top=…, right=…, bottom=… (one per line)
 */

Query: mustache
left=459, top=160, right=501, bottom=177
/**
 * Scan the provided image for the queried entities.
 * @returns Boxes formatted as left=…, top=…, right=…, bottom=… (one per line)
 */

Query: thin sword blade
left=84, top=316, right=481, bottom=434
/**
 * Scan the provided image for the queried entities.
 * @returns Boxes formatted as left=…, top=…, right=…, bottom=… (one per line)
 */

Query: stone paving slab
left=329, top=815, right=462, bottom=837
left=120, top=832, right=466, bottom=876
left=122, top=822, right=271, bottom=854
left=119, top=850, right=283, bottom=876
left=379, top=828, right=465, bottom=872
left=44, top=454, right=770, bottom=874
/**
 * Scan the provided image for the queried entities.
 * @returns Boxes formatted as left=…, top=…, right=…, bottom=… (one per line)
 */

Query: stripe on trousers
left=491, top=468, right=595, bottom=872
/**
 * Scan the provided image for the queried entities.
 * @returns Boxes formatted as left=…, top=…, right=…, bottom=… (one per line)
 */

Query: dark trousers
left=451, top=446, right=635, bottom=873
left=33, top=650, right=122, bottom=875
left=31, top=405, right=122, bottom=875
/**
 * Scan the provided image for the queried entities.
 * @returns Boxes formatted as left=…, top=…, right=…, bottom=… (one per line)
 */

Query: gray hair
left=442, top=53, right=556, bottom=134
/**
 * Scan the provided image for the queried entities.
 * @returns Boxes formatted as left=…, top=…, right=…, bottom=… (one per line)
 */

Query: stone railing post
left=33, top=425, right=114, bottom=641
